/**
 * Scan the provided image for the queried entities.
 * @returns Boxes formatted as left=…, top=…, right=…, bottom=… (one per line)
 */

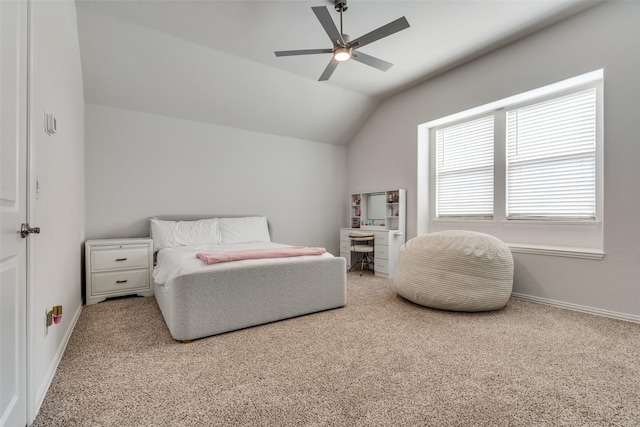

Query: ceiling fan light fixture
left=334, top=47, right=351, bottom=62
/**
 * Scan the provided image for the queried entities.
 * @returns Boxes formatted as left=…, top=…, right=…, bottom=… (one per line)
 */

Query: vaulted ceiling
left=75, top=0, right=600, bottom=145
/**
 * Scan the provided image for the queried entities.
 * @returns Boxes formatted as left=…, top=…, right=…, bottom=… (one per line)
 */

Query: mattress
left=153, top=243, right=346, bottom=341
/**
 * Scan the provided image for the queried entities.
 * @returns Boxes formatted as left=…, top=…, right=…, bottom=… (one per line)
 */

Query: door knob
left=20, top=223, right=40, bottom=238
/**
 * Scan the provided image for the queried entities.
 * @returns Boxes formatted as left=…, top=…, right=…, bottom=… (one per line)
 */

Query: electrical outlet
left=45, top=309, right=53, bottom=336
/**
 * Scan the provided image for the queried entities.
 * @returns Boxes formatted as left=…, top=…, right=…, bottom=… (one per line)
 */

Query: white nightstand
left=85, top=238, right=154, bottom=305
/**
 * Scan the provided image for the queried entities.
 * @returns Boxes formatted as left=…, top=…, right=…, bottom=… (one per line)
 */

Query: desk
left=339, top=228, right=405, bottom=278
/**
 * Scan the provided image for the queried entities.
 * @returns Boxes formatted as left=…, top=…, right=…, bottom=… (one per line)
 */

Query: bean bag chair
left=392, top=230, right=513, bottom=312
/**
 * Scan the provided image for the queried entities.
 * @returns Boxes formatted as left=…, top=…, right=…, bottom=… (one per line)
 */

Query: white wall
left=29, top=0, right=85, bottom=421
left=76, top=5, right=376, bottom=147
left=85, top=104, right=347, bottom=255
left=348, top=1, right=640, bottom=320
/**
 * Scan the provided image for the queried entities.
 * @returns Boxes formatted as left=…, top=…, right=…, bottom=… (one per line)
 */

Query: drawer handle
left=116, top=280, right=128, bottom=284
left=116, top=258, right=128, bottom=261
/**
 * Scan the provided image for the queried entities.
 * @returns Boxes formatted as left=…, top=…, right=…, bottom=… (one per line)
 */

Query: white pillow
left=218, top=216, right=271, bottom=244
left=150, top=218, right=221, bottom=251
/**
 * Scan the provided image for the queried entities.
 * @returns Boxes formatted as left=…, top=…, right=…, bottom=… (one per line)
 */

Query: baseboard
left=511, top=292, right=640, bottom=324
left=30, top=300, right=83, bottom=424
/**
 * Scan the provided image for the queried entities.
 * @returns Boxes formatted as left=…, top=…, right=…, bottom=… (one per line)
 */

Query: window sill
left=432, top=219, right=497, bottom=226
left=433, top=218, right=602, bottom=229
left=507, top=243, right=605, bottom=260
left=501, top=219, right=601, bottom=229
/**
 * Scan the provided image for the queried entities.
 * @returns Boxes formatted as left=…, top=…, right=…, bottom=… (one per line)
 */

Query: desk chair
left=348, top=232, right=375, bottom=275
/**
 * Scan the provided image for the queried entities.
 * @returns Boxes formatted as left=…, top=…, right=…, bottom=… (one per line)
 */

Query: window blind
left=506, top=88, right=596, bottom=219
left=436, top=115, right=494, bottom=217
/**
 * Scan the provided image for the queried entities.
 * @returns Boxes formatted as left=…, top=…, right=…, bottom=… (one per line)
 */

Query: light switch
left=44, top=111, right=56, bottom=135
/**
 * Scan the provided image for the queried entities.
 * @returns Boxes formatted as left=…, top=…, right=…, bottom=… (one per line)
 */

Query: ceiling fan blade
left=352, top=51, right=393, bottom=72
left=275, top=48, right=333, bottom=57
left=348, top=16, right=410, bottom=50
left=319, top=59, right=339, bottom=81
left=312, top=6, right=345, bottom=46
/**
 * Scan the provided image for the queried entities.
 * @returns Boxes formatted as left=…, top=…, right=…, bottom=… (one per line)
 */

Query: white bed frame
left=151, top=216, right=347, bottom=341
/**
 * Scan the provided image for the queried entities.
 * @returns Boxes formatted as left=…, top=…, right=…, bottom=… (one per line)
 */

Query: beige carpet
left=34, top=273, right=640, bottom=426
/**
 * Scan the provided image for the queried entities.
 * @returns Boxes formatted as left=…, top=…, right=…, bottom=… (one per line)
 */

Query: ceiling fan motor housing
left=334, top=0, right=348, bottom=13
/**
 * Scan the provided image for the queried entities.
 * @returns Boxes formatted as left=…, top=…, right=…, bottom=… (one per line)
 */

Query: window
left=435, top=115, right=494, bottom=218
left=418, top=70, right=603, bottom=255
left=506, top=88, right=596, bottom=220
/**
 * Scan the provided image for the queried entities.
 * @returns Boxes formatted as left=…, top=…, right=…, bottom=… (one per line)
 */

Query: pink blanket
left=195, top=246, right=327, bottom=265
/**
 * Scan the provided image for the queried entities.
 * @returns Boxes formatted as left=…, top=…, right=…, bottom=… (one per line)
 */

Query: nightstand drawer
left=92, top=246, right=149, bottom=272
left=91, top=269, right=150, bottom=295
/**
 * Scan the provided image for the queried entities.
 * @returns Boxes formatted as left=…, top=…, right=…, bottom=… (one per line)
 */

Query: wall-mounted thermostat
left=44, top=111, right=56, bottom=135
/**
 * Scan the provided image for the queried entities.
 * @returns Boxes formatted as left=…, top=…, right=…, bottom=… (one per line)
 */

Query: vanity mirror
left=366, top=193, right=386, bottom=228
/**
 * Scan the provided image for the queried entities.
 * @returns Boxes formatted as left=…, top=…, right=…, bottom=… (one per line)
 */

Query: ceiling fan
left=274, top=0, right=410, bottom=81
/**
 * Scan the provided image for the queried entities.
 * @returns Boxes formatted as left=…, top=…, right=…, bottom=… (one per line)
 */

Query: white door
left=0, top=1, right=28, bottom=426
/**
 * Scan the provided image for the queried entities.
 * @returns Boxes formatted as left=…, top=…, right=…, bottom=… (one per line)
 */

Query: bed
left=151, top=216, right=347, bottom=341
